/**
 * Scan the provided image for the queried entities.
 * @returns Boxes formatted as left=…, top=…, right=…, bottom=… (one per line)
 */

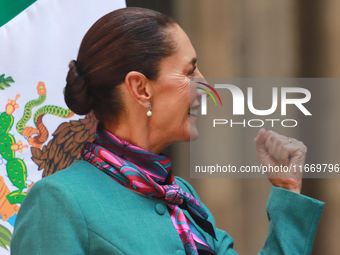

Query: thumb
left=254, top=128, right=267, bottom=153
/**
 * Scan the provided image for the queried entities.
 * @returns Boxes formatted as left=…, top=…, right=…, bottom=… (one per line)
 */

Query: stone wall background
left=126, top=1, right=340, bottom=254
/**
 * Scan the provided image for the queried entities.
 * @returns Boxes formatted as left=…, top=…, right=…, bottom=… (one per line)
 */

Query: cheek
left=190, top=83, right=198, bottom=103
left=169, top=74, right=191, bottom=103
left=156, top=74, right=190, bottom=108
left=154, top=74, right=191, bottom=131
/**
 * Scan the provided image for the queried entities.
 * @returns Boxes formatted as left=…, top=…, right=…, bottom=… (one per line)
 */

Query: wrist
left=271, top=179, right=302, bottom=194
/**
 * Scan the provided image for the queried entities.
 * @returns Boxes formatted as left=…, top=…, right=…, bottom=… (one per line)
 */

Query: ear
left=124, top=71, right=153, bottom=107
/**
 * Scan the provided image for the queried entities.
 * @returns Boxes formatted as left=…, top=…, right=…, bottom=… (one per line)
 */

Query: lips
left=189, top=108, right=198, bottom=117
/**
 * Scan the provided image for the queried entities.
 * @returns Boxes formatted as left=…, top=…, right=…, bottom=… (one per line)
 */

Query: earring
left=146, top=103, right=152, bottom=116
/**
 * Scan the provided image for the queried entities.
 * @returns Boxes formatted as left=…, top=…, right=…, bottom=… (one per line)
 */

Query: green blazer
left=11, top=160, right=324, bottom=255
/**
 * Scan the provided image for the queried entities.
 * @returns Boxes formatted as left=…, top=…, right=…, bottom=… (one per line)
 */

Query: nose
left=197, top=68, right=204, bottom=79
left=197, top=87, right=208, bottom=97
left=194, top=68, right=209, bottom=96
left=196, top=79, right=210, bottom=100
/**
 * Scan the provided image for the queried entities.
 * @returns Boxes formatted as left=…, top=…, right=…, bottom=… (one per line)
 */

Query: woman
left=11, top=7, right=324, bottom=255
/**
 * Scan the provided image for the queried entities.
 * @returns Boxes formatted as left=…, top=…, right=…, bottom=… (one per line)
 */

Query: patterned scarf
left=81, top=125, right=217, bottom=255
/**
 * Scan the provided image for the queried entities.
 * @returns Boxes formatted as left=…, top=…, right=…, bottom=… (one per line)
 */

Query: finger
left=264, top=131, right=278, bottom=156
left=268, top=136, right=306, bottom=167
left=254, top=128, right=267, bottom=153
left=272, top=138, right=291, bottom=165
left=264, top=131, right=291, bottom=165
left=284, top=141, right=307, bottom=166
left=278, top=143, right=290, bottom=165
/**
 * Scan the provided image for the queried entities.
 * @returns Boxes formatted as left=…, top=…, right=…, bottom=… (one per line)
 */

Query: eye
left=188, top=66, right=197, bottom=76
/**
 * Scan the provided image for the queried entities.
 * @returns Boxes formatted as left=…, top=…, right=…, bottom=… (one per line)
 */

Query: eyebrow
left=190, top=58, right=197, bottom=65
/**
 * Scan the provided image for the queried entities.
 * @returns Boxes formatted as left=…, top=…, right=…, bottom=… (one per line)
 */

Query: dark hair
left=64, top=7, right=177, bottom=123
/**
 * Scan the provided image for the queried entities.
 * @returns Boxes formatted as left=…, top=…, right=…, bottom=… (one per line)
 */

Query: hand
left=254, top=128, right=307, bottom=194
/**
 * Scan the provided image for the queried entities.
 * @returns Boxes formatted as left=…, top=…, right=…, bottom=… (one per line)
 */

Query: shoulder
left=31, top=160, right=117, bottom=194
left=12, top=161, right=98, bottom=254
left=18, top=160, right=103, bottom=213
left=40, top=159, right=105, bottom=184
left=22, top=160, right=136, bottom=212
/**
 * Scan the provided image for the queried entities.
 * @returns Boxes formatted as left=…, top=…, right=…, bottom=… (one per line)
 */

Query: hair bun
left=64, top=60, right=93, bottom=115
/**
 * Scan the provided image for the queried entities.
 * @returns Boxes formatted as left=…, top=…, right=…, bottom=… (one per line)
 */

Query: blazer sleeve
left=175, top=177, right=324, bottom=255
left=11, top=176, right=89, bottom=255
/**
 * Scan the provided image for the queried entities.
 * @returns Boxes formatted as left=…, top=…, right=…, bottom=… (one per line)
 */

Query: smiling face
left=149, top=24, right=203, bottom=144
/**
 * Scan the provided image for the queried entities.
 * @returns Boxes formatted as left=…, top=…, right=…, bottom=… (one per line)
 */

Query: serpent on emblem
left=16, top=82, right=74, bottom=148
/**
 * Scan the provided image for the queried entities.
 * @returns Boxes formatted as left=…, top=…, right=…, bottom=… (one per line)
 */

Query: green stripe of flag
left=0, top=0, right=36, bottom=27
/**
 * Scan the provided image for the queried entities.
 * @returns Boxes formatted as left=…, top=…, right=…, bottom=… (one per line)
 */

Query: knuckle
left=276, top=139, right=283, bottom=146
left=270, top=135, right=276, bottom=142
left=267, top=130, right=274, bottom=136
left=280, top=138, right=286, bottom=145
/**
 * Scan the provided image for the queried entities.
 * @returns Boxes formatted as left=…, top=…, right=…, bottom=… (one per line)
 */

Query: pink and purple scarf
left=81, top=125, right=216, bottom=255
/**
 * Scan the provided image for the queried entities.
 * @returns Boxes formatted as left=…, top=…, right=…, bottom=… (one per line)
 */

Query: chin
left=184, top=114, right=198, bottom=141
left=189, top=127, right=199, bottom=141
left=188, top=115, right=199, bottom=141
left=190, top=133, right=199, bottom=141
left=180, top=125, right=198, bottom=142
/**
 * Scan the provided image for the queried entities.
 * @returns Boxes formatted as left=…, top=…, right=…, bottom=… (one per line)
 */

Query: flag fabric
left=0, top=0, right=126, bottom=252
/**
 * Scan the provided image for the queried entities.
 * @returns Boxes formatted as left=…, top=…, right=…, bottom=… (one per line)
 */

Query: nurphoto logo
left=197, top=81, right=312, bottom=128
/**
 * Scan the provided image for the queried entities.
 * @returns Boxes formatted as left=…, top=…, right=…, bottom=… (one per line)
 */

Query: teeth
left=189, top=108, right=198, bottom=117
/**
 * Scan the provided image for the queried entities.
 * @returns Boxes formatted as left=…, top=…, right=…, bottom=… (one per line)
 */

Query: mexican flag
left=0, top=0, right=125, bottom=252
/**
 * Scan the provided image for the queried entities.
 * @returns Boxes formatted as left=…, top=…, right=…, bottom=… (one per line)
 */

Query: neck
left=103, top=114, right=171, bottom=155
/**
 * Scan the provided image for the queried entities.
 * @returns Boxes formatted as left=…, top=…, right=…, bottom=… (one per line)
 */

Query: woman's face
left=150, top=24, right=203, bottom=144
